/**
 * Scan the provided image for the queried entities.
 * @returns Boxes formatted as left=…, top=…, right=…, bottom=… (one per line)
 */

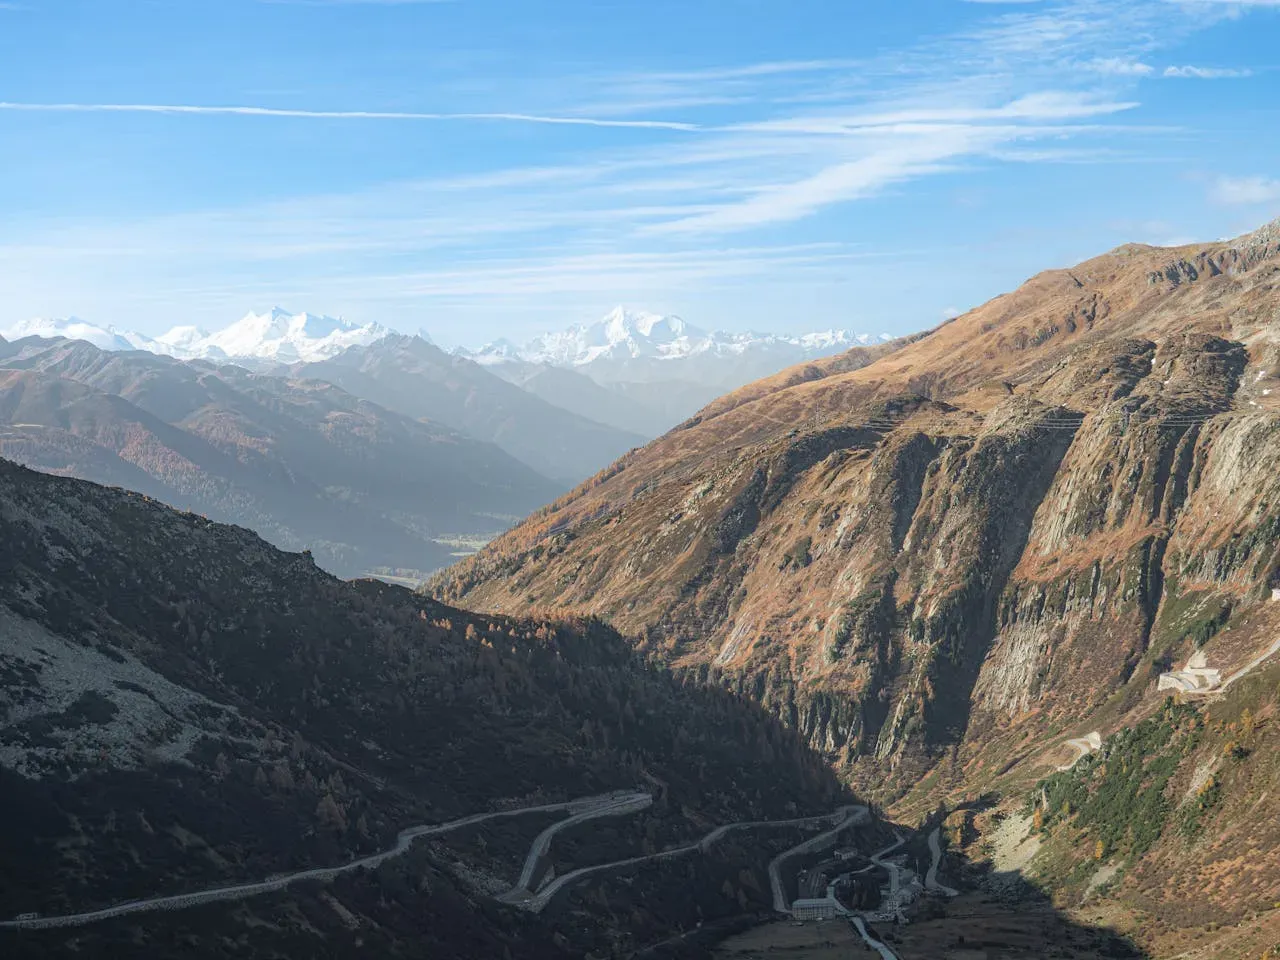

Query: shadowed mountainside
left=0, top=457, right=855, bottom=958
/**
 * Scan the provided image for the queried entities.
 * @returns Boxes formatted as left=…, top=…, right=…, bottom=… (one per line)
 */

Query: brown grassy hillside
left=431, top=219, right=1280, bottom=956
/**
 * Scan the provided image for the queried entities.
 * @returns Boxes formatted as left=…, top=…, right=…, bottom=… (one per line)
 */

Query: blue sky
left=0, top=0, right=1277, bottom=346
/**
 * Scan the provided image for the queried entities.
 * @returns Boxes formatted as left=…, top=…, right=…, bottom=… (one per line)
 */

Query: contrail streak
left=0, top=101, right=701, bottom=131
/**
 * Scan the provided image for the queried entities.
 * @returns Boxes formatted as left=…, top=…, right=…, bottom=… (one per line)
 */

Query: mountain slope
left=430, top=220, right=1280, bottom=798
left=298, top=334, right=647, bottom=484
left=430, top=220, right=1280, bottom=955
left=0, top=458, right=850, bottom=959
left=488, top=360, right=674, bottom=437
left=0, top=337, right=560, bottom=577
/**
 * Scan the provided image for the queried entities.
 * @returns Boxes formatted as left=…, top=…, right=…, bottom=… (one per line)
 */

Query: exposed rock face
left=432, top=222, right=1280, bottom=796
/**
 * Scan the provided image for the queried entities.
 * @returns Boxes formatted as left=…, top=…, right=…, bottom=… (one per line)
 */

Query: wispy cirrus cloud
left=0, top=101, right=700, bottom=131
left=1163, top=64, right=1252, bottom=77
left=0, top=0, right=1264, bottom=335
left=1086, top=58, right=1156, bottom=75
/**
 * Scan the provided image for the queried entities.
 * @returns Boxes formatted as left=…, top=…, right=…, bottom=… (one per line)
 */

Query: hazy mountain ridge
left=296, top=334, right=648, bottom=485
left=0, top=336, right=560, bottom=577
left=431, top=219, right=1280, bottom=957
left=2, top=307, right=892, bottom=448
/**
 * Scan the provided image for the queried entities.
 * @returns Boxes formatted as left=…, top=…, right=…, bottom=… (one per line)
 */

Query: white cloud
left=732, top=92, right=1139, bottom=136
left=1162, top=65, right=1252, bottom=78
left=1210, top=175, right=1280, bottom=205
left=1086, top=58, right=1155, bottom=76
left=0, top=101, right=700, bottom=131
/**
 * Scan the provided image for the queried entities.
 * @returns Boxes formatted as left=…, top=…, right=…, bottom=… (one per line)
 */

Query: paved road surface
left=1210, top=635, right=1280, bottom=693
left=925, top=828, right=959, bottom=897
left=500, top=792, right=653, bottom=900
left=766, top=806, right=869, bottom=912
left=0, top=791, right=648, bottom=931
left=505, top=804, right=868, bottom=914
left=1056, top=731, right=1102, bottom=772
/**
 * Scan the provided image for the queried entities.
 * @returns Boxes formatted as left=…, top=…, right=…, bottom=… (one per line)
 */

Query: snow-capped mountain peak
left=195, top=307, right=388, bottom=362
left=0, top=317, right=142, bottom=353
left=1, top=308, right=391, bottom=364
left=597, top=306, right=694, bottom=345
left=155, top=325, right=209, bottom=349
left=464, top=306, right=887, bottom=369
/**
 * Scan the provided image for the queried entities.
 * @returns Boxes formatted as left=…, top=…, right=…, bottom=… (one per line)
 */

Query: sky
left=0, top=0, right=1277, bottom=347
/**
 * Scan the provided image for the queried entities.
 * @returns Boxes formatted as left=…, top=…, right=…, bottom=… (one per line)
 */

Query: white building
left=791, top=898, right=840, bottom=920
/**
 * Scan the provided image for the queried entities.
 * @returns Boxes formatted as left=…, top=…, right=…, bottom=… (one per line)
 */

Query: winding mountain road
left=499, top=792, right=654, bottom=900
left=510, top=804, right=869, bottom=914
left=4, top=791, right=875, bottom=929
left=0, top=791, right=649, bottom=931
left=1056, top=731, right=1102, bottom=772
left=765, top=805, right=870, bottom=912
left=925, top=828, right=959, bottom=897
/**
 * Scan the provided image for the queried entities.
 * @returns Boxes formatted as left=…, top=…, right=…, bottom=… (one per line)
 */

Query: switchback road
left=508, top=804, right=868, bottom=914
left=0, top=791, right=649, bottom=931
left=500, top=792, right=654, bottom=901
left=1055, top=732, right=1102, bottom=772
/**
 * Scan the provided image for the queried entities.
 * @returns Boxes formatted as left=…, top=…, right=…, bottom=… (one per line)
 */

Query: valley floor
left=714, top=895, right=1141, bottom=960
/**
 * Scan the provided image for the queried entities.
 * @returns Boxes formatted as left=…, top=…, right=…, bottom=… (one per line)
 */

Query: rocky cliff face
left=432, top=221, right=1280, bottom=799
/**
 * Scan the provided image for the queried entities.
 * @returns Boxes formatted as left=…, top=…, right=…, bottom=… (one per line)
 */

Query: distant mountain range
left=1, top=306, right=883, bottom=434
left=463, top=306, right=883, bottom=369
left=294, top=335, right=646, bottom=485
left=0, top=307, right=886, bottom=569
left=2, top=308, right=389, bottom=365
left=463, top=307, right=892, bottom=429
left=0, top=336, right=559, bottom=577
